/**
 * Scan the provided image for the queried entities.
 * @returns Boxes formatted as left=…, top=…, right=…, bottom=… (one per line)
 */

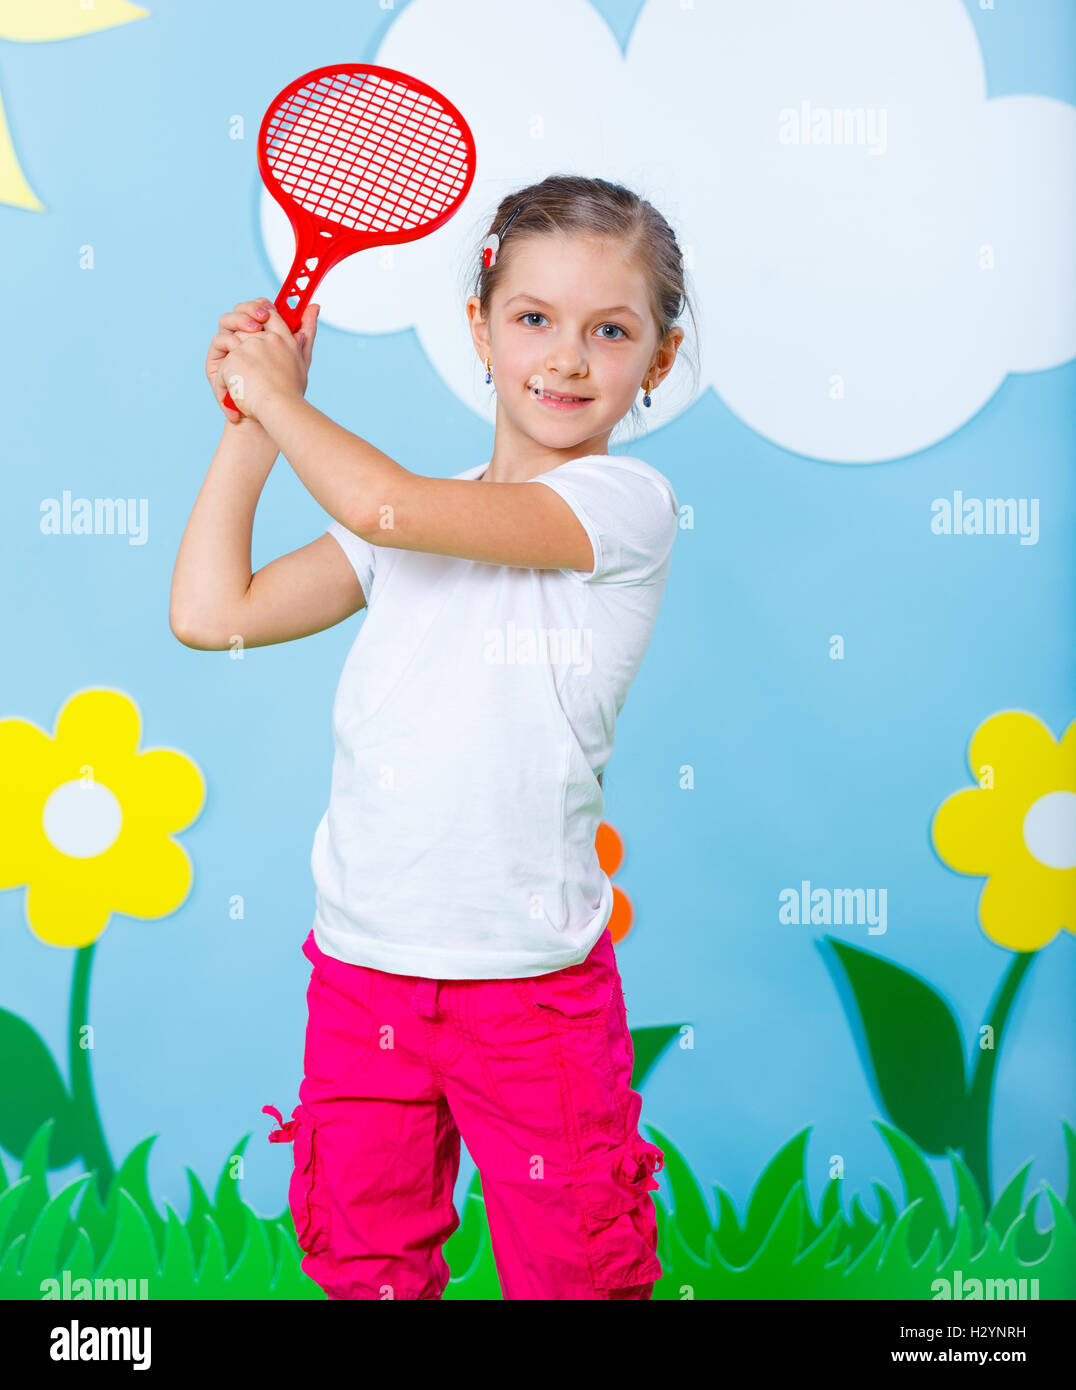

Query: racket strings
left=265, top=71, right=471, bottom=234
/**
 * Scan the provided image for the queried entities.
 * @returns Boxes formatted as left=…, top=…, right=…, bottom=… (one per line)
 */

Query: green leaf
left=875, top=1120, right=953, bottom=1263
left=640, top=1123, right=712, bottom=1262
left=739, top=1128, right=812, bottom=1262
left=986, top=1159, right=1033, bottom=1244
left=947, top=1148, right=986, bottom=1250
left=823, top=938, right=967, bottom=1153
left=94, top=1188, right=160, bottom=1283
left=0, top=1009, right=79, bottom=1165
left=17, top=1175, right=93, bottom=1291
left=1063, top=1119, right=1076, bottom=1225
left=212, top=1133, right=253, bottom=1272
left=628, top=1023, right=684, bottom=1090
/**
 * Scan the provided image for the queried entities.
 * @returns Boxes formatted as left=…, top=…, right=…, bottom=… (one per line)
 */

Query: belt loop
left=411, top=977, right=441, bottom=1018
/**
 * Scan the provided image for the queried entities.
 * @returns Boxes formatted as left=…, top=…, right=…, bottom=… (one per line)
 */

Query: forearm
left=256, top=392, right=408, bottom=535
left=170, top=419, right=279, bottom=641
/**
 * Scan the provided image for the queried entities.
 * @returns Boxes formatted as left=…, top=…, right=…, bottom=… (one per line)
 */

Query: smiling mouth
left=529, top=385, right=592, bottom=403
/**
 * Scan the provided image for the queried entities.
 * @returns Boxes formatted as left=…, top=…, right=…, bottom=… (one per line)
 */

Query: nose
left=542, top=339, right=588, bottom=383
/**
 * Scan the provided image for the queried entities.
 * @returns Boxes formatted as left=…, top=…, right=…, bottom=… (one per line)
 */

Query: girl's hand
left=216, top=300, right=319, bottom=423
left=206, top=298, right=320, bottom=425
left=206, top=298, right=274, bottom=425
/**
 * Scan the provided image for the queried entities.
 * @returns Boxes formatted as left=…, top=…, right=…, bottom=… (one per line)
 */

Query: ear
left=651, top=326, right=685, bottom=388
left=465, top=295, right=490, bottom=358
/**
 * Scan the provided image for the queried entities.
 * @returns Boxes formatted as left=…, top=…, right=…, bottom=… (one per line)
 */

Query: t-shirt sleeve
left=530, top=458, right=679, bottom=585
left=326, top=520, right=376, bottom=606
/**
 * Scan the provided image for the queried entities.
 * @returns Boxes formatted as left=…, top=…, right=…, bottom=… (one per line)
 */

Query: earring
left=485, top=357, right=492, bottom=384
left=642, top=379, right=652, bottom=407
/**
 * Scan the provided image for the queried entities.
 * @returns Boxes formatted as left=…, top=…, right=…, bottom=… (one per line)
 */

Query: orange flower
left=596, top=821, right=633, bottom=944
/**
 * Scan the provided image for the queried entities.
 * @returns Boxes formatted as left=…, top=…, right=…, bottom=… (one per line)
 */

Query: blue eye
left=516, top=312, right=628, bottom=340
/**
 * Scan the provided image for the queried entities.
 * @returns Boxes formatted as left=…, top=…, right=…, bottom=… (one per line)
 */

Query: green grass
left=3, top=1116, right=1073, bottom=1299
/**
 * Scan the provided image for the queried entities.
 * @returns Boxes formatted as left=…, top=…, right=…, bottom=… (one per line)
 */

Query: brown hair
left=460, top=174, right=699, bottom=438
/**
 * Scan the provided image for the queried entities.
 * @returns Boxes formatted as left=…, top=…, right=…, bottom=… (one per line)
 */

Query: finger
left=221, top=302, right=272, bottom=332
left=237, top=297, right=272, bottom=317
left=220, top=377, right=249, bottom=422
left=259, top=299, right=304, bottom=343
left=209, top=330, right=245, bottom=354
left=299, top=303, right=319, bottom=369
left=212, top=368, right=242, bottom=423
left=211, top=348, right=245, bottom=420
left=207, top=329, right=258, bottom=375
left=221, top=299, right=272, bottom=330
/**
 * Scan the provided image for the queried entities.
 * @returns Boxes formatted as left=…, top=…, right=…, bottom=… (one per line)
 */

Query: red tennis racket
left=221, top=62, right=477, bottom=413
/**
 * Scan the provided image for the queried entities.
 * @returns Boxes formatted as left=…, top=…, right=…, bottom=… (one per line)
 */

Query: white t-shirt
left=310, top=453, right=679, bottom=979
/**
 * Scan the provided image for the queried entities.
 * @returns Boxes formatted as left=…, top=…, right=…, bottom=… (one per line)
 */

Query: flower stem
left=69, top=942, right=115, bottom=1203
left=963, top=950, right=1036, bottom=1213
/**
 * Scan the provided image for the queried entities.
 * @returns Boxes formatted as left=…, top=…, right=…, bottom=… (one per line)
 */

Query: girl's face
left=469, top=233, right=680, bottom=458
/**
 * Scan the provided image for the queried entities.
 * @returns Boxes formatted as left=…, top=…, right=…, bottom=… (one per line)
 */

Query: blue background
left=0, top=0, right=1073, bottom=1234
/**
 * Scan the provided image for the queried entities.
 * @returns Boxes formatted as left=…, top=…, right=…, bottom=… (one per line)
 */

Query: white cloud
left=260, top=0, right=1076, bottom=463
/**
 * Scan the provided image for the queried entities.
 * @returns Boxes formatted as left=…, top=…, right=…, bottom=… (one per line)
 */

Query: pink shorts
left=264, top=925, right=664, bottom=1300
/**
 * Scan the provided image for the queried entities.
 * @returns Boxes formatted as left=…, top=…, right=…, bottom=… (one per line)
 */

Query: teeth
left=534, top=388, right=585, bottom=401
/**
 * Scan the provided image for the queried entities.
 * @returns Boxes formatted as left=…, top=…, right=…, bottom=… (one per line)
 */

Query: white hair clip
left=481, top=205, right=522, bottom=268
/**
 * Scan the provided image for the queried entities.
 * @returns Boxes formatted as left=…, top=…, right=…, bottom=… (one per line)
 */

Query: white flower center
left=42, top=778, right=123, bottom=858
left=1022, top=790, right=1076, bottom=870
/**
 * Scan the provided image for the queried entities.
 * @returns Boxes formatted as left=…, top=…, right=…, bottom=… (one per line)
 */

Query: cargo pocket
left=515, top=932, right=619, bottom=1028
left=264, top=1103, right=331, bottom=1256
left=571, top=1137, right=665, bottom=1293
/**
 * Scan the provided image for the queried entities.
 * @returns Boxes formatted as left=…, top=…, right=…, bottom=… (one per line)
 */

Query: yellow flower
left=0, top=688, right=204, bottom=947
left=931, top=711, right=1076, bottom=951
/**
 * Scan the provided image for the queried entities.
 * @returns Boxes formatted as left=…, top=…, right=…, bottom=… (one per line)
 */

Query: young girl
left=171, top=174, right=697, bottom=1301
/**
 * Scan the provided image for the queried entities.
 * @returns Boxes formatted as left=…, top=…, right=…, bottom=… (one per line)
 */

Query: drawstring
left=614, top=1141, right=664, bottom=1195
left=263, top=1103, right=300, bottom=1142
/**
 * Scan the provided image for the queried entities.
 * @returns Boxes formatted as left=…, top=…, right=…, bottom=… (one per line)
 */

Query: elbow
left=342, top=512, right=376, bottom=545
left=341, top=496, right=383, bottom=544
left=345, top=463, right=413, bottom=543
left=169, top=609, right=217, bottom=650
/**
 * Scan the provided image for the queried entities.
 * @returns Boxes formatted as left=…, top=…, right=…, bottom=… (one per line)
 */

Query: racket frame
left=257, top=61, right=477, bottom=332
